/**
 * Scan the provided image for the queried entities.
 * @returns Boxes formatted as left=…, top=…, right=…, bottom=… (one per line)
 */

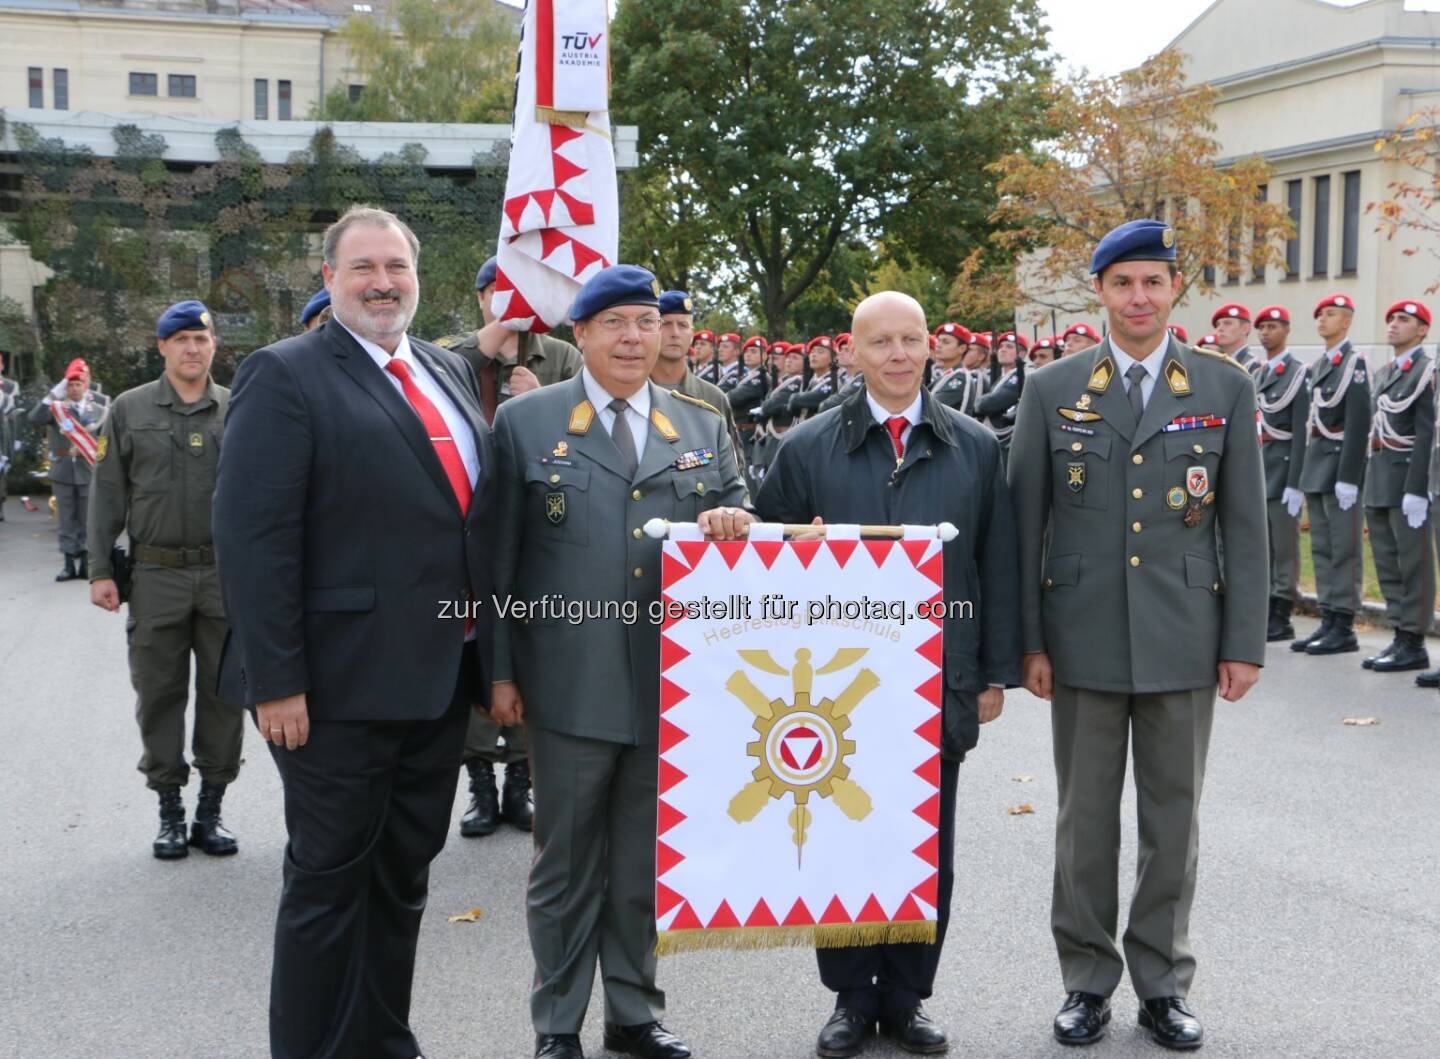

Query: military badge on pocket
left=1066, top=461, right=1085, bottom=492
left=545, top=492, right=566, bottom=524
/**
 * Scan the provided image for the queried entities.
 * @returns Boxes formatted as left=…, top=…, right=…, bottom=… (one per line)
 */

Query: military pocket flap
left=1043, top=552, right=1081, bottom=589
left=1184, top=553, right=1222, bottom=593
left=1050, top=429, right=1111, bottom=459
left=672, top=468, right=723, bottom=498
left=304, top=585, right=376, bottom=612
left=525, top=463, right=591, bottom=490
left=1164, top=429, right=1224, bottom=461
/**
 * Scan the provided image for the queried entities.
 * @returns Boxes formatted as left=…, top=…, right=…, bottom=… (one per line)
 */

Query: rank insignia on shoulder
left=1058, top=406, right=1103, bottom=423
left=1165, top=360, right=1190, bottom=395
left=96, top=435, right=108, bottom=461
left=674, top=447, right=716, bottom=471
left=1066, top=461, right=1086, bottom=492
left=650, top=409, right=680, bottom=441
left=1088, top=356, right=1115, bottom=393
left=568, top=401, right=595, bottom=435
left=545, top=492, right=566, bottom=524
left=553, top=441, right=569, bottom=457
left=1166, top=486, right=1187, bottom=510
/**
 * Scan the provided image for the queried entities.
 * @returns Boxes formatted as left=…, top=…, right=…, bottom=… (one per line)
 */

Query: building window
left=1341, top=170, right=1361, bottom=275
left=254, top=79, right=269, bottom=120
left=168, top=74, right=197, bottom=98
left=278, top=80, right=293, bottom=120
left=129, top=71, right=158, bottom=96
left=1224, top=223, right=1241, bottom=286
left=1252, top=188, right=1267, bottom=283
left=1284, top=179, right=1301, bottom=278
left=53, top=68, right=68, bottom=110
left=1312, top=175, right=1330, bottom=278
left=348, top=83, right=365, bottom=102
left=28, top=67, right=43, bottom=108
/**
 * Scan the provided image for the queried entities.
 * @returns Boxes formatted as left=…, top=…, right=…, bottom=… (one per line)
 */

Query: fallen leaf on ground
left=447, top=908, right=485, bottom=923
left=1012, top=774, right=1034, bottom=783
left=1008, top=804, right=1035, bottom=815
left=1342, top=717, right=1381, bottom=726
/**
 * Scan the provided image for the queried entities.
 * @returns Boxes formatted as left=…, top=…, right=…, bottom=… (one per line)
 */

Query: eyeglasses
left=595, top=315, right=663, bottom=334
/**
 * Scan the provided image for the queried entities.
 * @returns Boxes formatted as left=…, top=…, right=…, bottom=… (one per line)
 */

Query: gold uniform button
left=696, top=482, right=706, bottom=495
left=1193, top=443, right=1204, bottom=454
left=1130, top=555, right=1141, bottom=567
left=1132, top=487, right=1143, bottom=499
left=631, top=489, right=642, bottom=501
left=632, top=527, right=643, bottom=539
left=1132, top=521, right=1142, bottom=533
left=549, top=473, right=561, bottom=484
left=1071, top=441, right=1082, bottom=452
left=1132, top=453, right=1144, bottom=465
left=632, top=567, right=644, bottom=579
left=1212, top=581, right=1221, bottom=592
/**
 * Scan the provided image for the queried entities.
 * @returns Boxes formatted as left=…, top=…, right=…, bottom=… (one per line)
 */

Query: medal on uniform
left=553, top=441, right=569, bottom=457
left=545, top=492, right=566, bottom=524
left=1058, top=406, right=1103, bottom=423
left=1074, top=393, right=1092, bottom=410
left=1166, top=487, right=1187, bottom=510
left=1183, top=466, right=1209, bottom=526
left=1066, top=462, right=1086, bottom=492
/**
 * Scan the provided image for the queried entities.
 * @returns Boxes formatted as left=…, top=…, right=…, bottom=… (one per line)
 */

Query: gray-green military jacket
left=491, top=375, right=750, bottom=745
left=1257, top=352, right=1310, bottom=499
left=1008, top=338, right=1268, bottom=693
left=1363, top=347, right=1434, bottom=508
left=658, top=368, right=747, bottom=481
left=436, top=328, right=583, bottom=398
left=28, top=393, right=105, bottom=486
left=87, top=375, right=228, bottom=580
left=1298, top=341, right=1371, bottom=494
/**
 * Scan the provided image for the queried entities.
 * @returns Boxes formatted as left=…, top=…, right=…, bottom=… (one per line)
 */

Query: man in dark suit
left=214, top=205, right=495, bottom=1059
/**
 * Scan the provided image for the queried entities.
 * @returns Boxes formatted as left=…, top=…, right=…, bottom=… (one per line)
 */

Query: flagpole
left=642, top=519, right=959, bottom=542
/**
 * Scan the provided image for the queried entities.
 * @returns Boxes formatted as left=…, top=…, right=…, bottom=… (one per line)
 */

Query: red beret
left=1199, top=333, right=1219, bottom=347
left=65, top=361, right=87, bottom=381
left=1255, top=305, right=1290, bottom=324
left=694, top=330, right=716, bottom=343
left=1033, top=337, right=1056, bottom=350
left=1061, top=322, right=1100, bottom=341
left=1385, top=300, right=1432, bottom=326
left=1313, top=293, right=1355, bottom=317
left=974, top=332, right=992, bottom=349
left=928, top=335, right=937, bottom=351
left=1167, top=324, right=1189, bottom=342
left=806, top=336, right=833, bottom=353
left=934, top=322, right=973, bottom=343
left=835, top=332, right=852, bottom=346
left=996, top=331, right=1030, bottom=351
left=718, top=332, right=741, bottom=344
left=1211, top=303, right=1250, bottom=326
left=742, top=335, right=769, bottom=352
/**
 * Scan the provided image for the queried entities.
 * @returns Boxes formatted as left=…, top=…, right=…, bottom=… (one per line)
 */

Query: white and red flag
left=493, top=0, right=619, bottom=332
left=653, top=527, right=945, bottom=954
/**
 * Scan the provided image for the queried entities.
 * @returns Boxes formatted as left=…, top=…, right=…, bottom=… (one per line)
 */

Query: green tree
left=315, top=0, right=517, bottom=123
left=610, top=0, right=1053, bottom=336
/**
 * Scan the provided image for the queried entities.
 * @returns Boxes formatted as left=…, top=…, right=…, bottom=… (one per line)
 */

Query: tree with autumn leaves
left=978, top=51, right=1293, bottom=322
left=1370, top=108, right=1440, bottom=294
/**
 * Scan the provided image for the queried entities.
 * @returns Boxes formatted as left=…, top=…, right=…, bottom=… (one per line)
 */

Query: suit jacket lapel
left=1091, top=340, right=1135, bottom=443
left=325, top=322, right=457, bottom=508
left=412, top=341, right=495, bottom=519
left=562, top=374, right=631, bottom=481
left=1133, top=339, right=1190, bottom=448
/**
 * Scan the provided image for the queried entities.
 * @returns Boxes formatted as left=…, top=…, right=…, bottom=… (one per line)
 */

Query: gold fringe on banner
left=534, top=106, right=612, bottom=140
left=654, top=921, right=937, bottom=957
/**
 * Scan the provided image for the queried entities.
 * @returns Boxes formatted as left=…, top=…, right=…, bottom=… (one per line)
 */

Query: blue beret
left=475, top=257, right=498, bottom=291
left=658, top=289, right=693, bottom=316
left=1090, top=219, right=1176, bottom=276
left=156, top=300, right=213, bottom=339
left=299, top=289, right=330, bottom=327
left=569, top=264, right=661, bottom=322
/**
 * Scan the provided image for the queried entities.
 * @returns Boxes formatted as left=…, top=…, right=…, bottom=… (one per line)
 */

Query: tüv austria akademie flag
left=654, top=533, right=945, bottom=954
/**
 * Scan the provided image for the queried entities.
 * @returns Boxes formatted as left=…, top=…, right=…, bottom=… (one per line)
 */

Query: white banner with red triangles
left=493, top=0, right=618, bottom=333
left=654, top=535, right=944, bottom=954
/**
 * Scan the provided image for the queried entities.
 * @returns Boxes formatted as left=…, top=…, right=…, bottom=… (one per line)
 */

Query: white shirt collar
left=581, top=367, right=651, bottom=419
left=1108, top=334, right=1168, bottom=380
left=1323, top=341, right=1348, bottom=358
left=867, top=390, right=923, bottom=427
left=1395, top=346, right=1420, bottom=370
left=335, top=313, right=413, bottom=366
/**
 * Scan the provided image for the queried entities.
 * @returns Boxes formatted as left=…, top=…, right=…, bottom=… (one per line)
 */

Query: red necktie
left=385, top=358, right=473, bottom=516
left=885, top=416, right=908, bottom=461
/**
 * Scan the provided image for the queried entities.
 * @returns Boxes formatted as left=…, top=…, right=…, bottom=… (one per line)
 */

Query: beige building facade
left=1027, top=0, right=1440, bottom=358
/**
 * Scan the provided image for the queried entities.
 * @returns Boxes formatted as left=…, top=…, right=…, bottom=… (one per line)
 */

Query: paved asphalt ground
left=2, top=502, right=1438, bottom=1059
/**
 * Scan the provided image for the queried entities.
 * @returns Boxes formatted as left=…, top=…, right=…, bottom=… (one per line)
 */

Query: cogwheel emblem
left=725, top=647, right=879, bottom=866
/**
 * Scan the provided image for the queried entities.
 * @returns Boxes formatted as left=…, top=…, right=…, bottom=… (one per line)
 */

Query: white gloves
left=48, top=379, right=67, bottom=399
left=1282, top=487, right=1304, bottom=518
left=1403, top=493, right=1429, bottom=529
left=1335, top=482, right=1359, bottom=511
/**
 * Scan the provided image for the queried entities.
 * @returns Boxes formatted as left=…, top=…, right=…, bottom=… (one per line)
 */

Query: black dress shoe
left=880, top=1006, right=948, bottom=1054
left=1371, top=631, right=1429, bottom=672
left=1138, top=997, right=1203, bottom=1050
left=502, top=759, right=534, bottom=831
left=459, top=762, right=499, bottom=837
left=1362, top=635, right=1399, bottom=669
left=189, top=780, right=238, bottom=855
left=1053, top=991, right=1110, bottom=1045
left=1291, top=611, right=1332, bottom=652
left=1265, top=597, right=1294, bottom=642
left=602, top=1021, right=691, bottom=1059
left=153, top=787, right=188, bottom=860
left=1306, top=612, right=1358, bottom=654
left=535, top=1033, right=583, bottom=1059
left=1415, top=666, right=1440, bottom=688
left=816, top=1008, right=873, bottom=1058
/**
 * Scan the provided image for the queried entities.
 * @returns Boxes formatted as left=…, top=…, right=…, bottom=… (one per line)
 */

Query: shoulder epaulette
left=433, top=334, right=462, bottom=349
left=672, top=391, right=722, bottom=416
left=1192, top=346, right=1250, bottom=375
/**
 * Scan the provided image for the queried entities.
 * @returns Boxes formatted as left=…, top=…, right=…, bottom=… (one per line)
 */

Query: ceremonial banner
left=654, top=531, right=945, bottom=954
left=494, top=0, right=618, bottom=333
left=49, top=402, right=98, bottom=466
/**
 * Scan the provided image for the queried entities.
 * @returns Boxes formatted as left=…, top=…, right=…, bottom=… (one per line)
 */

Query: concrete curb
left=1293, top=591, right=1440, bottom=635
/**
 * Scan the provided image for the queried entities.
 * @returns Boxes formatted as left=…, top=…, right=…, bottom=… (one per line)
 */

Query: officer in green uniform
left=436, top=258, right=585, bottom=836
left=1359, top=299, right=1435, bottom=672
left=1294, top=293, right=1371, bottom=655
left=653, top=289, right=746, bottom=483
left=490, top=265, right=750, bottom=1059
left=1253, top=306, right=1309, bottom=641
left=1, top=349, right=22, bottom=521
left=87, top=301, right=243, bottom=860
left=29, top=359, right=105, bottom=580
left=1009, top=220, right=1267, bottom=1051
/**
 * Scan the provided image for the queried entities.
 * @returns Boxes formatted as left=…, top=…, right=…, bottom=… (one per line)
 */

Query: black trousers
left=817, top=756, right=960, bottom=1020
left=265, top=662, right=473, bottom=1059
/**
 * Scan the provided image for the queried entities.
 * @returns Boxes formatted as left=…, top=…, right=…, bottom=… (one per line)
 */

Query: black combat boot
left=76, top=550, right=88, bottom=579
left=1306, top=610, right=1358, bottom=654
left=55, top=554, right=78, bottom=582
left=189, top=780, right=238, bottom=855
left=1371, top=630, right=1430, bottom=672
left=1362, top=634, right=1401, bottom=670
left=459, top=762, right=500, bottom=837
left=1266, top=597, right=1295, bottom=642
left=1414, top=664, right=1440, bottom=688
left=153, top=787, right=188, bottom=860
left=502, top=760, right=534, bottom=832
left=1291, top=608, right=1333, bottom=652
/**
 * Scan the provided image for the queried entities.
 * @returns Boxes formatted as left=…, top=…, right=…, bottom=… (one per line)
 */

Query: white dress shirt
left=1109, top=335, right=1168, bottom=410
left=582, top=367, right=652, bottom=463
left=867, top=390, right=923, bottom=450
left=336, top=314, right=480, bottom=486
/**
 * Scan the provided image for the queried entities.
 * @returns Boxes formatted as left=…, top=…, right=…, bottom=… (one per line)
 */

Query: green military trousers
left=127, top=563, right=243, bottom=789
left=463, top=710, right=528, bottom=765
left=1050, top=682, right=1216, bottom=1001
left=1366, top=506, right=1436, bottom=636
left=1306, top=492, right=1365, bottom=616
left=1266, top=499, right=1301, bottom=602
left=526, top=725, right=665, bottom=1035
